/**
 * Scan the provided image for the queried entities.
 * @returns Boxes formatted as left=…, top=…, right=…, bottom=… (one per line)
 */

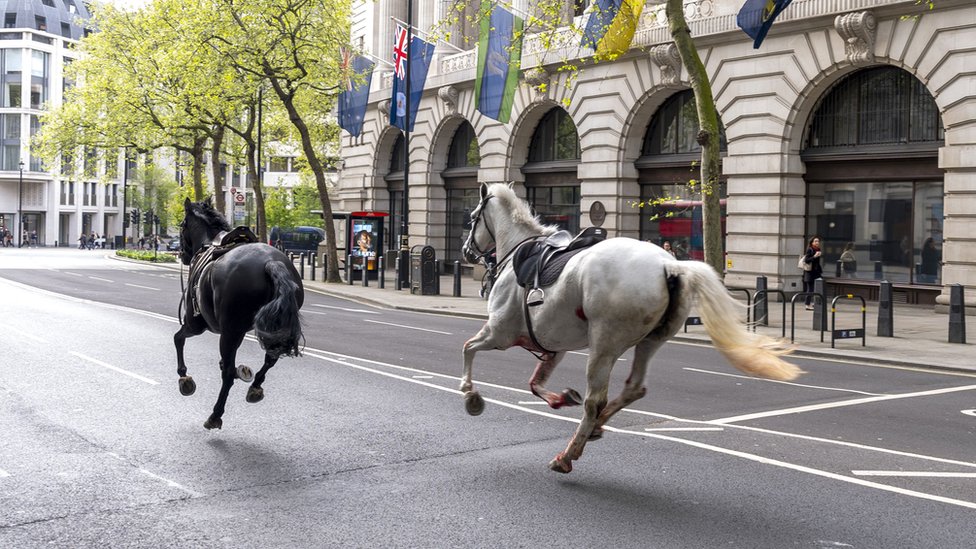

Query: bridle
left=465, top=195, right=496, bottom=261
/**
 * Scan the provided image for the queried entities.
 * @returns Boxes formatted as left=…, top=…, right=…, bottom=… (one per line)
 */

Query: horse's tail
left=254, top=261, right=303, bottom=359
left=665, top=261, right=803, bottom=381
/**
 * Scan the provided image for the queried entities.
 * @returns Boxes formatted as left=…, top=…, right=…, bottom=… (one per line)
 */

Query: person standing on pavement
left=802, top=236, right=823, bottom=310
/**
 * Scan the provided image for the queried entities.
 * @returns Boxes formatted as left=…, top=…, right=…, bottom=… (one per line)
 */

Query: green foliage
left=265, top=181, right=325, bottom=230
left=115, top=249, right=178, bottom=263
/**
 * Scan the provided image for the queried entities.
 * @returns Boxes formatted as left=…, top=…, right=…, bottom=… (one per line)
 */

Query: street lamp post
left=17, top=160, right=24, bottom=248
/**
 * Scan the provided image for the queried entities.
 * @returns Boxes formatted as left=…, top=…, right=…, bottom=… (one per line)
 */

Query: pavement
left=298, top=266, right=974, bottom=374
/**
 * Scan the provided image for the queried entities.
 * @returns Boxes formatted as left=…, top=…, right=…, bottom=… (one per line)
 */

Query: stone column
left=937, top=143, right=976, bottom=309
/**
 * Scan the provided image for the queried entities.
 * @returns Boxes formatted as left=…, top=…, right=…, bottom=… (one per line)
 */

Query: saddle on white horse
left=512, top=226, right=607, bottom=306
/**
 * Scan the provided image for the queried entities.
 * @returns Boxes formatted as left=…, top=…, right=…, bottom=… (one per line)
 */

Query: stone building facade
left=338, top=0, right=976, bottom=308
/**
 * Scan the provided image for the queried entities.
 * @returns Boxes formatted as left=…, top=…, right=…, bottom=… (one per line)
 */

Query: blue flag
left=580, top=0, right=642, bottom=59
left=390, top=28, right=435, bottom=132
left=737, top=0, right=793, bottom=49
left=338, top=49, right=375, bottom=137
left=475, top=2, right=523, bottom=123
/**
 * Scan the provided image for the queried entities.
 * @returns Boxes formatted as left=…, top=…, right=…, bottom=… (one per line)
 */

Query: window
left=29, top=114, right=42, bottom=171
left=2, top=49, right=21, bottom=108
left=41, top=0, right=56, bottom=7
left=444, top=122, right=480, bottom=265
left=639, top=183, right=728, bottom=261
left=34, top=16, right=46, bottom=32
left=60, top=23, right=71, bottom=39
left=385, top=134, right=405, bottom=251
left=105, top=149, right=118, bottom=179
left=60, top=181, right=75, bottom=206
left=61, top=151, right=73, bottom=175
left=446, top=122, right=479, bottom=169
left=0, top=113, right=20, bottom=171
left=84, top=147, right=96, bottom=178
left=807, top=67, right=944, bottom=149
left=527, top=186, right=581, bottom=234
left=528, top=108, right=580, bottom=162
left=269, top=156, right=289, bottom=172
left=30, top=50, right=49, bottom=109
left=4, top=13, right=15, bottom=29
left=642, top=90, right=727, bottom=156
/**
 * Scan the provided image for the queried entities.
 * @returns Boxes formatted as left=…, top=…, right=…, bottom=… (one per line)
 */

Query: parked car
left=269, top=226, right=324, bottom=253
left=166, top=237, right=181, bottom=251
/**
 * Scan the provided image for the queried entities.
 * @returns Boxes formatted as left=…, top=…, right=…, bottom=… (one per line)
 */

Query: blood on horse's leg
left=528, top=351, right=579, bottom=409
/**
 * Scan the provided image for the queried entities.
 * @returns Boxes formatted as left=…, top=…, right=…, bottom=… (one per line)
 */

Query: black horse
left=176, top=198, right=304, bottom=430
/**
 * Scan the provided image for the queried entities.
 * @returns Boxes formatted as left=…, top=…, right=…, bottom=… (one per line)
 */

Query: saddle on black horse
left=187, top=226, right=260, bottom=317
left=513, top=226, right=607, bottom=307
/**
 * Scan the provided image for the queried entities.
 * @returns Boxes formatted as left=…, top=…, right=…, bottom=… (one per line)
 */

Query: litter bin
left=410, top=244, right=437, bottom=295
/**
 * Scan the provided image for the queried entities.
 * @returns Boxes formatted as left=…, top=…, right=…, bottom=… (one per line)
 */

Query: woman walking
left=802, top=236, right=823, bottom=310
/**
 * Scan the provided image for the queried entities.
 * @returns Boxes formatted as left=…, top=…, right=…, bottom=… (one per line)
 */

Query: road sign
left=235, top=192, right=245, bottom=204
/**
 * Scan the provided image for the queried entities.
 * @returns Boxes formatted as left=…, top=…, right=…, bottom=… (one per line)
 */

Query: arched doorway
left=801, top=66, right=944, bottom=304
left=636, top=89, right=726, bottom=260
left=443, top=121, right=480, bottom=267
left=383, top=133, right=405, bottom=253
left=522, top=107, right=580, bottom=233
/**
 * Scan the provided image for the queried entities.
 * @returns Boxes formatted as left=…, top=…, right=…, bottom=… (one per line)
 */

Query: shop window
left=639, top=182, right=727, bottom=261
left=528, top=108, right=580, bottom=162
left=527, top=186, right=581, bottom=234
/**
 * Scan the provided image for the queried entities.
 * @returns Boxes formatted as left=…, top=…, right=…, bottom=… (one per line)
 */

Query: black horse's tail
left=254, top=261, right=303, bottom=359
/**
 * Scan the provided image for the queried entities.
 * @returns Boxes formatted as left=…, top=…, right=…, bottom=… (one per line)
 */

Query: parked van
left=269, top=226, right=325, bottom=253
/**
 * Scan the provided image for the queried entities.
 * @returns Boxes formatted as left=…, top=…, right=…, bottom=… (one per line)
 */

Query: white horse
left=460, top=183, right=802, bottom=474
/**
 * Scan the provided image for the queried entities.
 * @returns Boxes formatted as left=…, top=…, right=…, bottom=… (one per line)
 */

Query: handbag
left=798, top=254, right=812, bottom=272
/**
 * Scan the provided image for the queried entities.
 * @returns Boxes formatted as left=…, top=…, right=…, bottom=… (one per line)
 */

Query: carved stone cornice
left=378, top=99, right=391, bottom=122
left=523, top=67, right=550, bottom=100
left=834, top=11, right=877, bottom=66
left=438, top=86, right=459, bottom=114
left=649, top=42, right=682, bottom=86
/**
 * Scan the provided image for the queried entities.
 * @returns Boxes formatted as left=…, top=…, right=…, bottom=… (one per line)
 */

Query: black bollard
left=362, top=258, right=368, bottom=287
left=346, top=254, right=353, bottom=285
left=874, top=261, right=883, bottom=280
left=434, top=259, right=441, bottom=295
left=395, top=256, right=402, bottom=291
left=835, top=260, right=842, bottom=278
left=300, top=253, right=306, bottom=280
left=453, top=261, right=462, bottom=297
left=755, top=276, right=768, bottom=326
left=378, top=256, right=385, bottom=289
left=398, top=249, right=410, bottom=290
left=877, top=280, right=893, bottom=337
left=949, top=284, right=967, bottom=344
left=310, top=253, right=316, bottom=281
left=813, top=278, right=826, bottom=332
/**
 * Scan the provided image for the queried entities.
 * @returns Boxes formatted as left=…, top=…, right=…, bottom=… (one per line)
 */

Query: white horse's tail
left=665, top=261, right=803, bottom=381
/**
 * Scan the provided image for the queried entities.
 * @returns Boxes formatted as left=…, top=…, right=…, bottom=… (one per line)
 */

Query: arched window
left=384, top=134, right=405, bottom=251
left=807, top=67, right=943, bottom=149
left=524, top=108, right=581, bottom=233
left=444, top=122, right=480, bottom=265
left=641, top=89, right=726, bottom=156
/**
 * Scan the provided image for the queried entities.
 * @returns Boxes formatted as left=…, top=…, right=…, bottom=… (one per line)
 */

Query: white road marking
left=0, top=468, right=9, bottom=478
left=302, top=347, right=976, bottom=510
left=125, top=283, right=159, bottom=291
left=312, top=304, right=380, bottom=315
left=683, top=367, right=883, bottom=396
left=517, top=401, right=549, bottom=406
left=644, top=427, right=725, bottom=432
left=62, top=271, right=83, bottom=277
left=962, top=409, right=976, bottom=416
left=107, top=453, right=203, bottom=497
left=88, top=276, right=114, bottom=283
left=0, top=322, right=48, bottom=344
left=362, top=319, right=451, bottom=335
left=412, top=375, right=434, bottom=379
left=303, top=310, right=329, bottom=315
left=712, top=384, right=976, bottom=424
left=852, top=471, right=976, bottom=478
left=70, top=351, right=159, bottom=385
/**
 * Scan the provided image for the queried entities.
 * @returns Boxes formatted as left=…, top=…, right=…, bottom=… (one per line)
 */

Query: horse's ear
left=480, top=183, right=488, bottom=201
left=204, top=195, right=213, bottom=207
left=183, top=197, right=192, bottom=212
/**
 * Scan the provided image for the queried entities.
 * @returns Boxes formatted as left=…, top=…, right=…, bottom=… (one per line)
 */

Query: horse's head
left=179, top=197, right=230, bottom=265
left=462, top=184, right=496, bottom=264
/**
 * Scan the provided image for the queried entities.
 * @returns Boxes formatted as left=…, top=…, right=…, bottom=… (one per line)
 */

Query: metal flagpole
left=397, top=0, right=413, bottom=290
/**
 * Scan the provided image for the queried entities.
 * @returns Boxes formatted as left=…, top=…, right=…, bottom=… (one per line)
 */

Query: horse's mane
left=191, top=200, right=231, bottom=232
left=485, top=183, right=558, bottom=235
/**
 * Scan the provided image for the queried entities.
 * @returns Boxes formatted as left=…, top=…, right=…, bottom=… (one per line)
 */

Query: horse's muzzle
left=461, top=245, right=480, bottom=265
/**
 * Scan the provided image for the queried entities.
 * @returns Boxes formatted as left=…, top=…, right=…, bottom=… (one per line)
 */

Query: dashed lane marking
left=70, top=351, right=159, bottom=385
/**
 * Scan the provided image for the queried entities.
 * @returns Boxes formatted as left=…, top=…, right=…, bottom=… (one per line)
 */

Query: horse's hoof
left=246, top=387, right=264, bottom=403
left=236, top=365, right=253, bottom=382
left=548, top=454, right=573, bottom=474
left=562, top=388, right=582, bottom=406
left=588, top=426, right=604, bottom=441
left=464, top=391, right=485, bottom=416
left=178, top=376, right=196, bottom=396
left=203, top=417, right=222, bottom=430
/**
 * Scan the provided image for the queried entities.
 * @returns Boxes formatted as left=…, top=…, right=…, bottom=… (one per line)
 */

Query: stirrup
left=526, top=288, right=545, bottom=307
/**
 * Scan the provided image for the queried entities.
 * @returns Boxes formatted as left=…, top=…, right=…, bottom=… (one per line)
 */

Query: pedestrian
left=801, top=236, right=823, bottom=310
left=662, top=241, right=676, bottom=258
left=920, top=237, right=941, bottom=283
left=839, top=241, right=857, bottom=277
left=78, top=234, right=87, bottom=249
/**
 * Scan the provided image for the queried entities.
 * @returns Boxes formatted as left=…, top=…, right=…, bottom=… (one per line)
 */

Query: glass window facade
left=2, top=48, right=21, bottom=108
left=444, top=122, right=480, bottom=265
left=642, top=90, right=726, bottom=155
left=1, top=112, right=20, bottom=170
left=528, top=109, right=580, bottom=162
left=639, top=183, right=727, bottom=261
left=30, top=49, right=48, bottom=109
left=527, top=186, right=581, bottom=234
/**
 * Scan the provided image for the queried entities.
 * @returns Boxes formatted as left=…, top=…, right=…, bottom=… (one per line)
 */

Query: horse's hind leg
left=245, top=352, right=279, bottom=404
left=204, top=330, right=246, bottom=430
left=529, top=352, right=581, bottom=409
left=549, top=351, right=616, bottom=474
left=590, top=337, right=666, bottom=440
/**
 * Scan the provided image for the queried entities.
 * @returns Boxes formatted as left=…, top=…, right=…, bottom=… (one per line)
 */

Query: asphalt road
left=1, top=248, right=975, bottom=548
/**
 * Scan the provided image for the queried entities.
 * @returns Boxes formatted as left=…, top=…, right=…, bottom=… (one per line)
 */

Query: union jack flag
left=339, top=47, right=353, bottom=91
left=392, top=24, right=408, bottom=79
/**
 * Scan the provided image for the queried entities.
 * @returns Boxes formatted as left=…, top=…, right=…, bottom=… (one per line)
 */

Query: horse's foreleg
left=204, top=331, right=245, bottom=430
left=549, top=353, right=614, bottom=474
left=245, top=352, right=280, bottom=404
left=461, top=325, right=499, bottom=416
left=174, top=319, right=205, bottom=397
left=529, top=352, right=580, bottom=409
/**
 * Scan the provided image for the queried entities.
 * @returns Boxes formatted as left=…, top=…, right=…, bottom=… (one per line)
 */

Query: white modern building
left=338, top=0, right=976, bottom=309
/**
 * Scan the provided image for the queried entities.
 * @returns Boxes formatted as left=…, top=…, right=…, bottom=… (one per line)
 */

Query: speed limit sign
left=234, top=192, right=245, bottom=204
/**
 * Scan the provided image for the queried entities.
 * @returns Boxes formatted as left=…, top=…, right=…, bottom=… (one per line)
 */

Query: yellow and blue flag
left=737, top=0, right=793, bottom=49
left=338, top=48, right=375, bottom=137
left=581, top=0, right=643, bottom=59
left=475, top=2, right=523, bottom=124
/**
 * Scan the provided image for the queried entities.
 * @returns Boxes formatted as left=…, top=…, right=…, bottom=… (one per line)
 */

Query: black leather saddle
left=513, top=227, right=607, bottom=306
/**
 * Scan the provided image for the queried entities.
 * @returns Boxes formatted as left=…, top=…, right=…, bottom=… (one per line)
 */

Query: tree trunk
left=191, top=136, right=206, bottom=201
left=246, top=138, right=268, bottom=242
left=667, top=0, right=724, bottom=277
left=210, top=124, right=226, bottom=216
left=267, top=76, right=342, bottom=283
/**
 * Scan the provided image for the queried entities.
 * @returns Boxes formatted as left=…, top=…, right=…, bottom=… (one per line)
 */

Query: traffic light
left=143, top=209, right=153, bottom=225
left=130, top=209, right=139, bottom=224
